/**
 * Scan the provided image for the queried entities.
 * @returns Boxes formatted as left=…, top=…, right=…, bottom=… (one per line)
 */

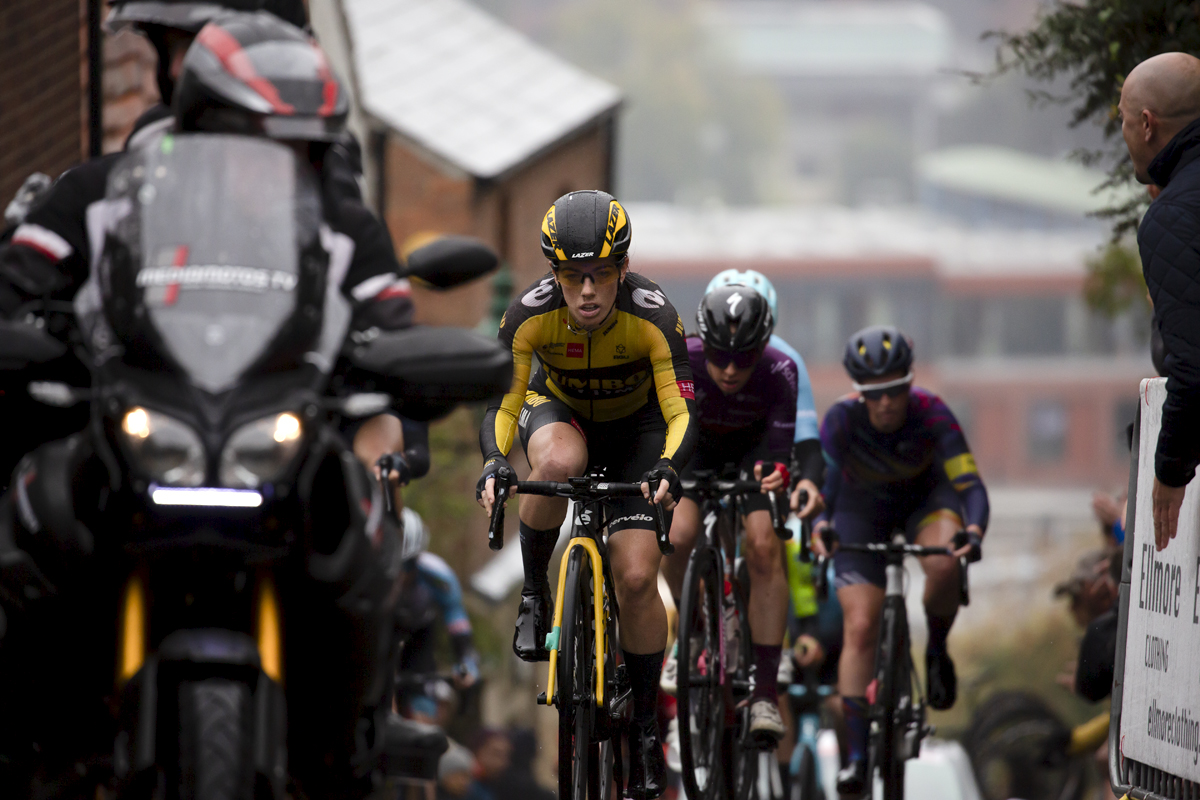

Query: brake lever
left=653, top=500, right=674, bottom=555
left=487, top=467, right=512, bottom=551
left=813, top=555, right=829, bottom=602
left=795, top=490, right=812, bottom=561
left=768, top=491, right=789, bottom=540
left=959, top=556, right=970, bottom=607
left=377, top=461, right=398, bottom=523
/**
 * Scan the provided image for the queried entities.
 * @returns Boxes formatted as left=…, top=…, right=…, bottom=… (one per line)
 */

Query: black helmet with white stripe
left=696, top=285, right=774, bottom=353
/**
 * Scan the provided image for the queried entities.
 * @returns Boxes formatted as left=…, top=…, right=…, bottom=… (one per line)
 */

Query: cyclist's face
left=860, top=371, right=910, bottom=433
left=552, top=256, right=627, bottom=331
left=705, top=348, right=760, bottom=395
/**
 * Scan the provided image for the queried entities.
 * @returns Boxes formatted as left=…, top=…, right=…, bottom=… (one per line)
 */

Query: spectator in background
left=437, top=744, right=492, bottom=800
left=471, top=730, right=511, bottom=792
left=1091, top=490, right=1128, bottom=549
left=1120, top=52, right=1200, bottom=548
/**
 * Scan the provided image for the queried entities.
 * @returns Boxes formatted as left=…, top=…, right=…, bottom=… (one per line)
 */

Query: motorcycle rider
left=0, top=12, right=427, bottom=795
left=0, top=6, right=409, bottom=488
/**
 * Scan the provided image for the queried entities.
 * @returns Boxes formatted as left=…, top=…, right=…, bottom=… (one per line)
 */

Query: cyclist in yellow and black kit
left=477, top=190, right=696, bottom=800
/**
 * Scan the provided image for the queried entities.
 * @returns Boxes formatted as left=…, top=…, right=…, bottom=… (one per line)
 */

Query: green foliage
left=992, top=1, right=1200, bottom=239
left=1084, top=241, right=1149, bottom=318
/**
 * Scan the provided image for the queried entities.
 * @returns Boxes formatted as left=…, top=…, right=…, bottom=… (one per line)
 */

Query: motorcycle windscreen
left=107, top=134, right=321, bottom=394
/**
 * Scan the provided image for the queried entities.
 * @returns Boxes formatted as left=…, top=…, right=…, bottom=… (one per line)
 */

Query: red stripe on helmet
left=197, top=24, right=295, bottom=114
left=311, top=42, right=339, bottom=117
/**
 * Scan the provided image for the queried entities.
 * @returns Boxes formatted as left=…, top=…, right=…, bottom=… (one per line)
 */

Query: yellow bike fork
left=543, top=537, right=608, bottom=708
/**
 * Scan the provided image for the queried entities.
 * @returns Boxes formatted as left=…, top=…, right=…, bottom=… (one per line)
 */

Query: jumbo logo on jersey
left=632, top=288, right=666, bottom=309
left=567, top=343, right=585, bottom=358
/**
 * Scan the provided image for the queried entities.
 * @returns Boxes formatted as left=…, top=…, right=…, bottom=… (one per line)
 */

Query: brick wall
left=0, top=0, right=85, bottom=208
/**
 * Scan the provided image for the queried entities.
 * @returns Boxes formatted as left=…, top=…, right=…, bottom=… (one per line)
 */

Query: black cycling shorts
left=831, top=479, right=963, bottom=590
left=517, top=382, right=669, bottom=535
left=681, top=429, right=776, bottom=513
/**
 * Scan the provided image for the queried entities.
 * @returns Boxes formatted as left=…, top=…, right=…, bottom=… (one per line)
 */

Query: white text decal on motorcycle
left=136, top=265, right=297, bottom=293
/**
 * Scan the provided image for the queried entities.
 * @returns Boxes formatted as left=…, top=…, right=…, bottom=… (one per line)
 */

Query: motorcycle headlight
left=119, top=407, right=206, bottom=487
left=219, top=412, right=304, bottom=488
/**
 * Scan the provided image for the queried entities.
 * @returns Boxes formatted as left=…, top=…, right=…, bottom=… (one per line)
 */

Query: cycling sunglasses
left=704, top=345, right=760, bottom=370
left=553, top=264, right=620, bottom=288
left=853, top=372, right=914, bottom=401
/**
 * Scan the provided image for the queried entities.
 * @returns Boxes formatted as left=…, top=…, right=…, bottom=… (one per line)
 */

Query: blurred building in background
left=631, top=201, right=1148, bottom=489
left=311, top=0, right=621, bottom=326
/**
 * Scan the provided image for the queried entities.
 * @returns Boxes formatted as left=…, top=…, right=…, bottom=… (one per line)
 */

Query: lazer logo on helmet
left=572, top=251, right=595, bottom=258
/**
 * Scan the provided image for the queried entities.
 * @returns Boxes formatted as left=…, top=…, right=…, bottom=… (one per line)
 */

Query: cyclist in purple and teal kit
left=810, top=325, right=987, bottom=796
left=661, top=285, right=821, bottom=744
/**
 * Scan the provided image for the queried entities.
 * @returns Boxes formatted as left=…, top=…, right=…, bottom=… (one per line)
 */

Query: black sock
left=520, top=521, right=559, bottom=594
left=844, top=696, right=869, bottom=763
left=623, top=650, right=665, bottom=723
left=926, top=613, right=956, bottom=654
left=752, top=644, right=782, bottom=701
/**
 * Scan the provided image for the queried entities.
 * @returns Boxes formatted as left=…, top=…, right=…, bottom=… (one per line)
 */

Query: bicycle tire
left=729, top=566, right=761, bottom=800
left=790, top=743, right=822, bottom=800
left=558, top=547, right=598, bottom=800
left=677, top=544, right=726, bottom=800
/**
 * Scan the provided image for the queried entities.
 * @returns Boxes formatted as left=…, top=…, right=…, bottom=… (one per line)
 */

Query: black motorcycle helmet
left=540, top=190, right=632, bottom=264
left=174, top=12, right=349, bottom=144
left=843, top=325, right=914, bottom=382
left=106, top=0, right=309, bottom=103
left=696, top=285, right=774, bottom=353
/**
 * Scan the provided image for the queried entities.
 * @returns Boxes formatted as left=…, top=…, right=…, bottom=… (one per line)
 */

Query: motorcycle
left=0, top=133, right=510, bottom=800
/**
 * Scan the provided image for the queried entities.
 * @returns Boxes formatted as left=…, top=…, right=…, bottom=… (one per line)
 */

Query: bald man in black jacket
left=1121, top=52, right=1200, bottom=549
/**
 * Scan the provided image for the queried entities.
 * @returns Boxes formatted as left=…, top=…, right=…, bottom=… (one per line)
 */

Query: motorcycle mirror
left=0, top=320, right=66, bottom=369
left=347, top=326, right=512, bottom=421
left=28, top=381, right=89, bottom=407
left=404, top=236, right=499, bottom=289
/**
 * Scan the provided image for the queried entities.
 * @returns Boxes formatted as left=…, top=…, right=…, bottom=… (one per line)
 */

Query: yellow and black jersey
left=480, top=271, right=698, bottom=471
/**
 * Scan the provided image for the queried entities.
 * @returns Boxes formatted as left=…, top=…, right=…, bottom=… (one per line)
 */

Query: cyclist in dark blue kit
left=810, top=326, right=987, bottom=795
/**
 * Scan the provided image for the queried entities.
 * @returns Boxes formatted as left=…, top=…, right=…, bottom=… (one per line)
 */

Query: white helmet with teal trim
left=705, top=269, right=778, bottom=320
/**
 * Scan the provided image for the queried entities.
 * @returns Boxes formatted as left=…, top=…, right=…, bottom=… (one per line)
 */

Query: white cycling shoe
left=660, top=644, right=678, bottom=696
left=665, top=716, right=682, bottom=772
left=748, top=699, right=785, bottom=745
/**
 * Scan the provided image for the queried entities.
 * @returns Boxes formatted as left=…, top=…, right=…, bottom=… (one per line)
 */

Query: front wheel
left=676, top=545, right=726, bottom=800
left=869, top=712, right=905, bottom=800
left=558, top=547, right=603, bottom=800
left=790, top=743, right=822, bottom=800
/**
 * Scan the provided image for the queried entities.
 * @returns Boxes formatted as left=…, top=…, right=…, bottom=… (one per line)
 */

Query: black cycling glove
left=953, top=530, right=983, bottom=563
left=476, top=455, right=515, bottom=501
left=641, top=459, right=680, bottom=503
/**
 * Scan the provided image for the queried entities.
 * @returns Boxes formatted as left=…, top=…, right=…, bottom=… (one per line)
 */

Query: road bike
left=819, top=530, right=970, bottom=800
left=786, top=554, right=836, bottom=800
left=486, top=469, right=672, bottom=800
left=673, top=470, right=789, bottom=800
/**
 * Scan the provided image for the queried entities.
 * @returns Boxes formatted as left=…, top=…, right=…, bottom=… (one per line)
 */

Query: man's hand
left=640, top=479, right=678, bottom=511
left=1153, top=477, right=1188, bottom=550
left=811, top=521, right=834, bottom=558
left=479, top=477, right=496, bottom=515
left=753, top=461, right=787, bottom=493
left=790, top=479, right=824, bottom=519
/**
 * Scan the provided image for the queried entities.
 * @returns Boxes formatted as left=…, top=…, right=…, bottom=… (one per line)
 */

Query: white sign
left=1120, top=378, right=1200, bottom=779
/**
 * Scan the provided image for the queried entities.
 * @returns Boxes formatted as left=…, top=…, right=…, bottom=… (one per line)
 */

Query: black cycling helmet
left=540, top=190, right=632, bottom=264
left=175, top=12, right=349, bottom=143
left=696, top=285, right=774, bottom=353
left=843, top=325, right=914, bottom=382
